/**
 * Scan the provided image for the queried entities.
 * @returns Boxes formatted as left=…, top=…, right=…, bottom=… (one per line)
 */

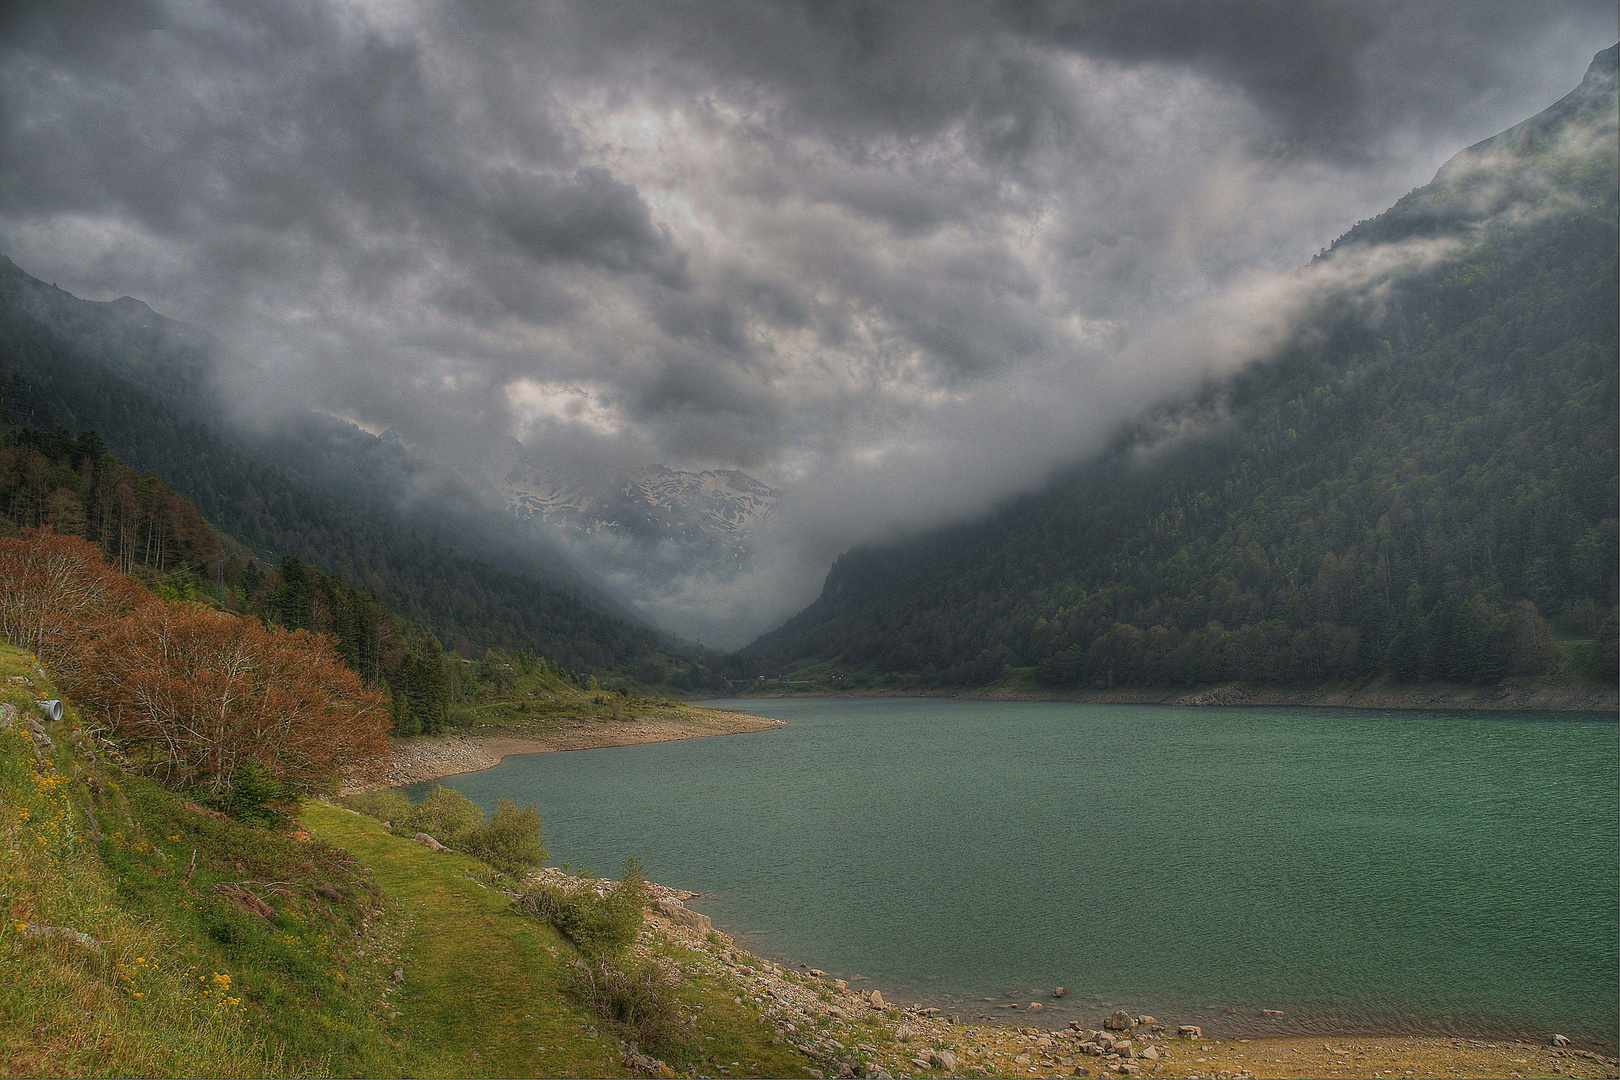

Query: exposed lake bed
left=412, top=697, right=1619, bottom=1051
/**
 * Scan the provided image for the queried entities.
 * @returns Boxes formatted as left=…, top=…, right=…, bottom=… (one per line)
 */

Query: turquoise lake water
left=414, top=698, right=1619, bottom=1042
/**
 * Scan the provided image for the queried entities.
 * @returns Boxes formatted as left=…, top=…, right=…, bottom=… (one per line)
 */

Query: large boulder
left=652, top=896, right=712, bottom=933
left=413, top=832, right=449, bottom=852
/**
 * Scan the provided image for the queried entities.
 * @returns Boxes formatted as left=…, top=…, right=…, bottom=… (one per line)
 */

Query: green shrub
left=401, top=785, right=485, bottom=842
left=342, top=788, right=412, bottom=824
left=224, top=759, right=287, bottom=825
left=519, top=857, right=647, bottom=957
left=460, top=798, right=547, bottom=876
left=344, top=786, right=545, bottom=877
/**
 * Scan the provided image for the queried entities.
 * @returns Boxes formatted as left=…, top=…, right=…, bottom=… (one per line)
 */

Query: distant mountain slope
left=747, top=46, right=1619, bottom=688
left=504, top=462, right=775, bottom=548
left=501, top=459, right=776, bottom=576
left=0, top=260, right=666, bottom=671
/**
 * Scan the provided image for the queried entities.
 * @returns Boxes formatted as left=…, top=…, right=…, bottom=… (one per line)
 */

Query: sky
left=2, top=1, right=1616, bottom=647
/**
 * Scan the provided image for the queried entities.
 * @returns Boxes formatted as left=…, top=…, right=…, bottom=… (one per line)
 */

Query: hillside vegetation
left=0, top=642, right=826, bottom=1077
left=748, top=48, right=1619, bottom=693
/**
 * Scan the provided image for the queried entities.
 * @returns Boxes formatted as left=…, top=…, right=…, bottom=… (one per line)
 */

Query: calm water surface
left=415, top=699, right=1618, bottom=1041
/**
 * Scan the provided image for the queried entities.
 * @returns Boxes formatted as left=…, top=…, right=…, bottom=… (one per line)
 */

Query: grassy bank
left=0, top=643, right=807, bottom=1077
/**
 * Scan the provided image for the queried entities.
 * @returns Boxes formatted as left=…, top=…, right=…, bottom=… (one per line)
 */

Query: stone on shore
left=1104, top=1010, right=1135, bottom=1031
left=651, top=896, right=712, bottom=933
left=1139, top=1045, right=1160, bottom=1062
left=1551, top=1034, right=1570, bottom=1048
left=1052, top=986, right=1068, bottom=998
left=1177, top=1024, right=1202, bottom=1039
left=927, top=1049, right=957, bottom=1071
left=1028, top=1001, right=1043, bottom=1012
left=869, top=990, right=885, bottom=1009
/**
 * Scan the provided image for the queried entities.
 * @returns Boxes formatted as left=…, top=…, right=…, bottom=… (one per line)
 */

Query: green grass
left=301, top=803, right=622, bottom=1078
left=0, top=642, right=820, bottom=1077
left=312, top=806, right=818, bottom=1077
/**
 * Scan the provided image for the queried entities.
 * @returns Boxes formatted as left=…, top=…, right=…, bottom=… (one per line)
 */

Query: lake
left=412, top=698, right=1619, bottom=1043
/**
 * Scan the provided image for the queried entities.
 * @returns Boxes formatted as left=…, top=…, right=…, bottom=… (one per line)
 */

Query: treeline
left=1, top=425, right=235, bottom=585
left=750, top=91, right=1619, bottom=689
left=0, top=255, right=671, bottom=673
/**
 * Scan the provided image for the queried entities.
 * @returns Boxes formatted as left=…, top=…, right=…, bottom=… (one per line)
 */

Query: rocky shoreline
left=528, top=865, right=1619, bottom=1080
left=349, top=703, right=1617, bottom=1079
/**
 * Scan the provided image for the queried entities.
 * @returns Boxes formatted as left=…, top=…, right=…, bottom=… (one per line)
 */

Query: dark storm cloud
left=1010, top=0, right=1618, bottom=161
left=1, top=0, right=1614, bottom=646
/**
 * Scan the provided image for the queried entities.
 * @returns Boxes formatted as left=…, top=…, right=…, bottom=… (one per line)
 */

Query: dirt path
left=304, top=801, right=628, bottom=1077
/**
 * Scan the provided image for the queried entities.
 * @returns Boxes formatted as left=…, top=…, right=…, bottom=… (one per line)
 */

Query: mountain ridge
left=744, top=46, right=1619, bottom=690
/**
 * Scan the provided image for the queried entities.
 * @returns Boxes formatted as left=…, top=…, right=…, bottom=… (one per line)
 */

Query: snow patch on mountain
left=499, top=463, right=777, bottom=560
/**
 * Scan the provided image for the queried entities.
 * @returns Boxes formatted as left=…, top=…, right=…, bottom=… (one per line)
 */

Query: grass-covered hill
left=0, top=263, right=667, bottom=673
left=747, top=47, right=1619, bottom=692
left=0, top=643, right=818, bottom=1077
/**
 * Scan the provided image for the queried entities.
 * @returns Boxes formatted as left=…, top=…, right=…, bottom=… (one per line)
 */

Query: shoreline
left=348, top=706, right=787, bottom=791
left=728, top=678, right=1618, bottom=713
left=549, top=864, right=1620, bottom=1079
left=346, top=701, right=1618, bottom=1076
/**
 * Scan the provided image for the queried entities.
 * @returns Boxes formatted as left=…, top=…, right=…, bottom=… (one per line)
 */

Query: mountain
left=746, top=45, right=1619, bottom=689
left=501, top=460, right=776, bottom=566
left=0, top=258, right=670, bottom=672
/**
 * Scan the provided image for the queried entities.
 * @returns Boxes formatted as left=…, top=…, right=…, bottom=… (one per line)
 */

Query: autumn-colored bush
left=67, top=604, right=389, bottom=797
left=0, top=532, right=149, bottom=665
left=0, top=532, right=388, bottom=799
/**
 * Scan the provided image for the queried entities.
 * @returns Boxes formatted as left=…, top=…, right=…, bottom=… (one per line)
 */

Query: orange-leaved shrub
left=1, top=531, right=388, bottom=798
left=0, top=533, right=148, bottom=664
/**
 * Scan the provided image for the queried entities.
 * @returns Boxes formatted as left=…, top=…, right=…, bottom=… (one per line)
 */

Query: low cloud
left=2, top=2, right=1614, bottom=648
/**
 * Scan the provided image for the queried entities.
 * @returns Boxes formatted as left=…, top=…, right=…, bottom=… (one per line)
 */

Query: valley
left=1, top=13, right=1616, bottom=1080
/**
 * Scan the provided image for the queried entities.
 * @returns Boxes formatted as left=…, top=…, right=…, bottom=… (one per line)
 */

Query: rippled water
left=415, top=699, right=1618, bottom=1043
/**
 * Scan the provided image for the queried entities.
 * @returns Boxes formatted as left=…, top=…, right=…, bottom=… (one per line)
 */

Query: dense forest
left=748, top=50, right=1619, bottom=689
left=0, top=259, right=671, bottom=675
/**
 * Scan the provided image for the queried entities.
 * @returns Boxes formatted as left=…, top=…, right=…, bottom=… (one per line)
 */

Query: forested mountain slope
left=0, top=423, right=482, bottom=734
left=0, top=264, right=666, bottom=672
left=748, top=46, right=1619, bottom=689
